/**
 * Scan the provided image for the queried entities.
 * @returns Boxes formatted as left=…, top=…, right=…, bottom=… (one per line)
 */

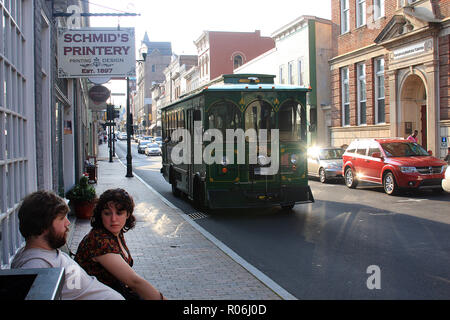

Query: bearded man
left=11, top=190, right=124, bottom=300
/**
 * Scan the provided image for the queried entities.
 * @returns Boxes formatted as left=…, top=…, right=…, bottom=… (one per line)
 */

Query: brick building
left=330, top=0, right=450, bottom=158
left=194, top=30, right=275, bottom=85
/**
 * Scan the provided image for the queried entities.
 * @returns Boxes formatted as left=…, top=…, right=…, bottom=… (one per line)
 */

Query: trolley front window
left=207, top=101, right=242, bottom=136
left=279, top=101, right=306, bottom=141
left=244, top=100, right=275, bottom=141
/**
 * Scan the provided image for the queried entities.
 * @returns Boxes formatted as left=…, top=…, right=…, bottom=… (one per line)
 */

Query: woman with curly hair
left=75, top=188, right=166, bottom=300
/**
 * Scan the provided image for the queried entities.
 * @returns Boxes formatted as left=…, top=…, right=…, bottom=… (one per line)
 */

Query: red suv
left=342, top=138, right=447, bottom=195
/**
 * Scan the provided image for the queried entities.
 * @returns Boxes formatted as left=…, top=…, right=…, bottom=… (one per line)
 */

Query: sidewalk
left=68, top=143, right=284, bottom=300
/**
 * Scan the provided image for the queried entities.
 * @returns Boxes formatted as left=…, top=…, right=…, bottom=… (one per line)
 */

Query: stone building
left=330, top=0, right=450, bottom=158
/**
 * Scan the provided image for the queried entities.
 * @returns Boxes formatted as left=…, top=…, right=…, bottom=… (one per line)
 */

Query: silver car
left=307, top=147, right=345, bottom=183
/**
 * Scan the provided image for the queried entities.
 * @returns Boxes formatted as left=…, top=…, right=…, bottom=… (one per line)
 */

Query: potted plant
left=65, top=175, right=97, bottom=219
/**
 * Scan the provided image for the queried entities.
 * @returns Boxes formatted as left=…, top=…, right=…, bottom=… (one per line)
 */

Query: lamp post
left=125, top=43, right=147, bottom=178
left=126, top=76, right=133, bottom=177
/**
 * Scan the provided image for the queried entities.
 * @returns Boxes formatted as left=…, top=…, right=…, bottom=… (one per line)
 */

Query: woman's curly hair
left=91, top=188, right=136, bottom=232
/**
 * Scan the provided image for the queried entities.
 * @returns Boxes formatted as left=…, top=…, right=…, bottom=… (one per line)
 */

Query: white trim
left=341, top=67, right=350, bottom=126
left=0, top=0, right=34, bottom=269
left=374, top=57, right=385, bottom=124
left=341, top=0, right=350, bottom=34
left=357, top=63, right=367, bottom=125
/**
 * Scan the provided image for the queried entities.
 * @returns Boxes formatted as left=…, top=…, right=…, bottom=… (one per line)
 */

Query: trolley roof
left=161, top=74, right=311, bottom=111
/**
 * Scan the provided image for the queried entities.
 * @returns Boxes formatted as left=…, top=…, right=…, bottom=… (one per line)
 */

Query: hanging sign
left=57, top=27, right=136, bottom=78
left=88, top=85, right=110, bottom=103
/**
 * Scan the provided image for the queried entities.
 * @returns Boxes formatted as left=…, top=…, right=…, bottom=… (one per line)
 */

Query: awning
left=149, top=124, right=156, bottom=130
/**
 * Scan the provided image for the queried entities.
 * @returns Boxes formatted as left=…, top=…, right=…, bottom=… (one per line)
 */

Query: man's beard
left=45, top=227, right=68, bottom=249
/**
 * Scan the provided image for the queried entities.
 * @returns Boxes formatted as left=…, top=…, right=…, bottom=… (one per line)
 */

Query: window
left=278, top=101, right=306, bottom=141
left=374, top=57, right=385, bottom=123
left=297, top=60, right=303, bottom=85
left=357, top=63, right=366, bottom=125
left=288, top=61, right=294, bottom=84
left=279, top=65, right=285, bottom=84
left=341, top=67, right=350, bottom=126
left=356, top=0, right=366, bottom=27
left=374, top=0, right=385, bottom=19
left=341, top=0, right=350, bottom=34
left=152, top=64, right=156, bottom=72
left=233, top=55, right=243, bottom=69
left=244, top=100, right=275, bottom=141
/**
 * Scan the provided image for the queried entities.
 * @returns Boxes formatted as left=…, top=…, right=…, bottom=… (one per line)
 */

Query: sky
left=88, top=0, right=332, bottom=55
left=84, top=0, right=331, bottom=107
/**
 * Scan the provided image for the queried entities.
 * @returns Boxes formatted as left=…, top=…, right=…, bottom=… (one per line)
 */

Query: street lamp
left=125, top=43, right=147, bottom=178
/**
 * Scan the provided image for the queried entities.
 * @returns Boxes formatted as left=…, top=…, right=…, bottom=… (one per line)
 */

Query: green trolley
left=161, top=74, right=314, bottom=209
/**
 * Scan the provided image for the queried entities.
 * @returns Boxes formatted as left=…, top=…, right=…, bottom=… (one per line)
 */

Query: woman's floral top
left=74, top=227, right=133, bottom=289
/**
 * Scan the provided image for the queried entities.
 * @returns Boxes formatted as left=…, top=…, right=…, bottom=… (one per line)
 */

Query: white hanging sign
left=57, top=27, right=136, bottom=78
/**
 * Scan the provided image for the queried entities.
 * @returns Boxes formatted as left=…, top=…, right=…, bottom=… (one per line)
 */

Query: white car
left=443, top=166, right=450, bottom=193
left=145, top=143, right=162, bottom=156
left=154, top=137, right=163, bottom=146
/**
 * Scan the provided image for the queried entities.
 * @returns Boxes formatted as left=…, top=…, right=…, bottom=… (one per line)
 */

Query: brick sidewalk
left=68, top=144, right=283, bottom=300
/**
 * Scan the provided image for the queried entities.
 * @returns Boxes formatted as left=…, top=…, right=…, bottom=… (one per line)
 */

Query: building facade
left=136, top=32, right=172, bottom=135
left=235, top=16, right=333, bottom=146
left=330, top=0, right=450, bottom=158
left=194, top=30, right=275, bottom=85
left=1, top=0, right=91, bottom=268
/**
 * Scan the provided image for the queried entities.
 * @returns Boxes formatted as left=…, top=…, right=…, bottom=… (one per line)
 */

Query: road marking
left=116, top=157, right=297, bottom=300
left=396, top=198, right=428, bottom=202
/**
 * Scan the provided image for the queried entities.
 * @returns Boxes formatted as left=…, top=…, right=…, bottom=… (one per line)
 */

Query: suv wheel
left=319, top=168, right=327, bottom=183
left=383, top=172, right=398, bottom=195
left=345, top=167, right=358, bottom=188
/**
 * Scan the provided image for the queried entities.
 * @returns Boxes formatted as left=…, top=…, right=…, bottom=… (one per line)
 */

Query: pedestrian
left=74, top=188, right=166, bottom=300
left=444, top=147, right=450, bottom=164
left=407, top=130, right=418, bottom=143
left=11, top=190, right=124, bottom=300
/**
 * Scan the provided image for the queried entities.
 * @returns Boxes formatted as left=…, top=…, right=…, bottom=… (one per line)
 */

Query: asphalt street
left=114, top=140, right=450, bottom=299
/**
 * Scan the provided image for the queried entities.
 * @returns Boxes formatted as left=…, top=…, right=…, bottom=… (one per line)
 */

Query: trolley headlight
left=290, top=154, right=298, bottom=165
left=221, top=156, right=229, bottom=166
left=257, top=155, right=270, bottom=166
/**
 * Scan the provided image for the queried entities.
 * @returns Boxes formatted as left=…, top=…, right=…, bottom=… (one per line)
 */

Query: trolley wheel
left=171, top=181, right=181, bottom=197
left=319, top=168, right=327, bottom=183
left=345, top=167, right=358, bottom=189
left=383, top=172, right=399, bottom=195
left=193, top=179, right=205, bottom=210
left=281, top=203, right=295, bottom=211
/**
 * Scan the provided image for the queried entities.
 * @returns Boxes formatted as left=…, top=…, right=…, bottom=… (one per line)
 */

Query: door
left=420, top=105, right=427, bottom=149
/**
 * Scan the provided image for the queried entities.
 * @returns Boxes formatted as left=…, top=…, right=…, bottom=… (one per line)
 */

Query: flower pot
left=73, top=201, right=95, bottom=220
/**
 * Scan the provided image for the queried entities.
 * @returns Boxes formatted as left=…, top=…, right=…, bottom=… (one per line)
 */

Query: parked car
left=443, top=166, right=450, bottom=193
left=137, top=141, right=153, bottom=154
left=342, top=138, right=447, bottom=195
left=117, top=132, right=127, bottom=140
left=154, top=137, right=163, bottom=146
left=138, top=135, right=153, bottom=144
left=307, top=147, right=344, bottom=183
left=144, top=143, right=162, bottom=156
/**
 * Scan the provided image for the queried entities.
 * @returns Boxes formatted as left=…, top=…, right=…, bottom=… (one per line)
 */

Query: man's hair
left=91, top=188, right=136, bottom=232
left=18, top=190, right=69, bottom=240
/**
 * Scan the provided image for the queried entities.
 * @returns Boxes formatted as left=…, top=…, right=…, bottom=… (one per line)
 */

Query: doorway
left=400, top=74, right=426, bottom=146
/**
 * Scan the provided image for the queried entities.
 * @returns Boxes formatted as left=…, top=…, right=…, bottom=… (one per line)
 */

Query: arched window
left=233, top=55, right=243, bottom=69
